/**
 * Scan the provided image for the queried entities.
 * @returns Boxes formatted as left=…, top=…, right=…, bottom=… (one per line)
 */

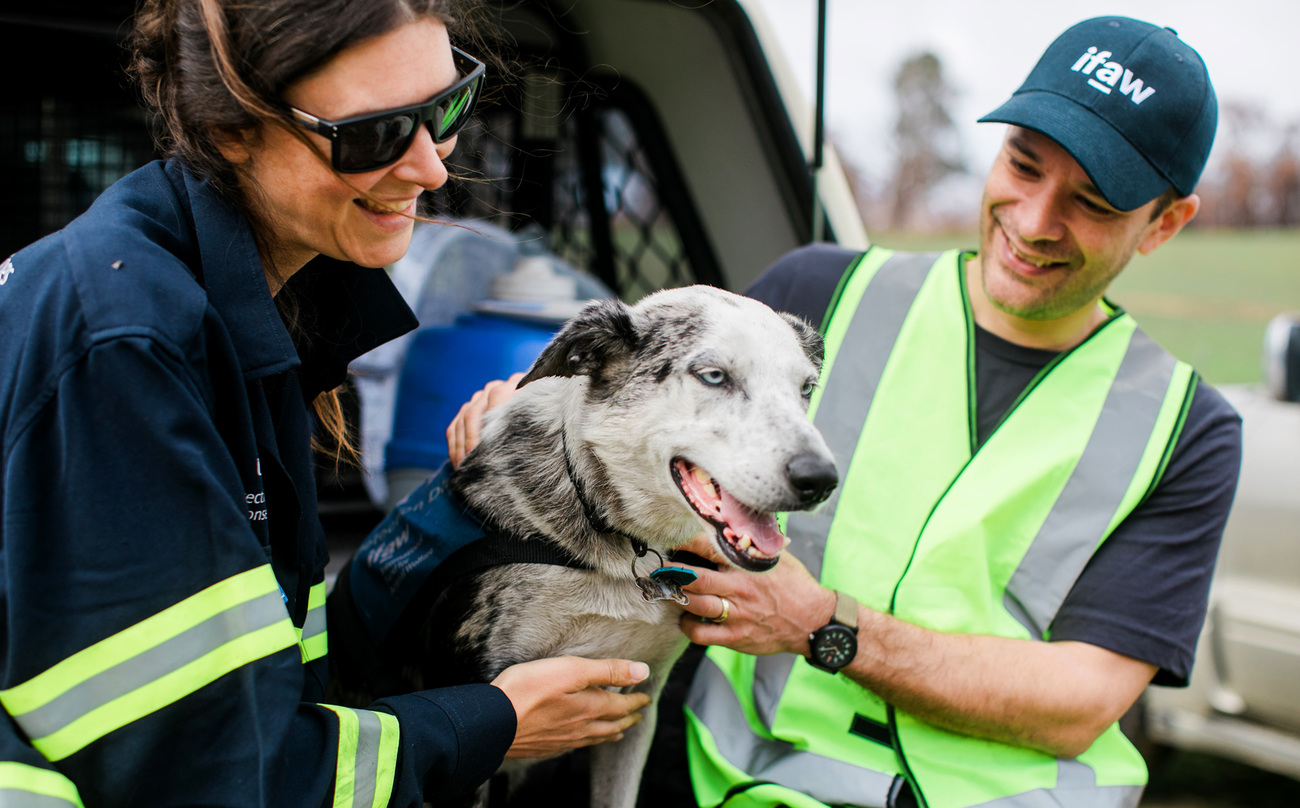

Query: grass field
left=870, top=228, right=1300, bottom=385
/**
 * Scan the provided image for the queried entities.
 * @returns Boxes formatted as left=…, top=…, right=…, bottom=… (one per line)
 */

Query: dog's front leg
left=588, top=673, right=667, bottom=808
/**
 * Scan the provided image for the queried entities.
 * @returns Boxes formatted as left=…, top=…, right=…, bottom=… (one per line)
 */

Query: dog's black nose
left=787, top=454, right=838, bottom=505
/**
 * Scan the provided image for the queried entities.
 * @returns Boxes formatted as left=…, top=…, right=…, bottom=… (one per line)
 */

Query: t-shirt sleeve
left=744, top=243, right=862, bottom=324
left=1050, top=380, right=1243, bottom=686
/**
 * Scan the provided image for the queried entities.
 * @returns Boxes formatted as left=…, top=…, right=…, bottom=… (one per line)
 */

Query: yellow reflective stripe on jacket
left=297, top=580, right=329, bottom=663
left=0, top=565, right=297, bottom=761
left=321, top=705, right=400, bottom=808
left=0, top=762, right=84, bottom=807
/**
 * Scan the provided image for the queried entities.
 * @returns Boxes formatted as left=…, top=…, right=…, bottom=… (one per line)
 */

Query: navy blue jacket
left=0, top=161, right=515, bottom=807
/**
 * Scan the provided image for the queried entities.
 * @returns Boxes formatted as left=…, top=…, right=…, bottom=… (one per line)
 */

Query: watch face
left=813, top=624, right=857, bottom=669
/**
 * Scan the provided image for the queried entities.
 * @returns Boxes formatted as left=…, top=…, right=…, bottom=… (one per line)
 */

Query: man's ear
left=1137, top=193, right=1200, bottom=256
left=212, top=127, right=254, bottom=165
left=518, top=299, right=639, bottom=387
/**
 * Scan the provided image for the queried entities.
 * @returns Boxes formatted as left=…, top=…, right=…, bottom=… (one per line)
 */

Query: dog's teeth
left=737, top=533, right=752, bottom=550
left=694, top=467, right=711, bottom=485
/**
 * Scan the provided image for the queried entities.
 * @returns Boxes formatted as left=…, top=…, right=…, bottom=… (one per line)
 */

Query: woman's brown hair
left=128, top=0, right=484, bottom=463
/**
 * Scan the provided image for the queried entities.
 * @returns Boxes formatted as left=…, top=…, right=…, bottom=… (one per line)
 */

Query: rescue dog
left=354, top=286, right=838, bottom=808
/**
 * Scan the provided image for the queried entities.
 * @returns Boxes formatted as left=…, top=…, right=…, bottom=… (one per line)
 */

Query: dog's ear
left=780, top=312, right=826, bottom=371
left=518, top=298, right=640, bottom=387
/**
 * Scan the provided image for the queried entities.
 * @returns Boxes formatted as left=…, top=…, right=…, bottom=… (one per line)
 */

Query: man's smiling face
left=975, top=127, right=1165, bottom=324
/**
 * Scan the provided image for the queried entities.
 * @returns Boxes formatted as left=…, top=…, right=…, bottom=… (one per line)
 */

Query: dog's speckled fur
left=419, top=286, right=837, bottom=808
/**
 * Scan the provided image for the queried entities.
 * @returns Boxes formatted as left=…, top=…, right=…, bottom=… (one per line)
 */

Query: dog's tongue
left=716, top=487, right=785, bottom=557
left=675, top=460, right=785, bottom=558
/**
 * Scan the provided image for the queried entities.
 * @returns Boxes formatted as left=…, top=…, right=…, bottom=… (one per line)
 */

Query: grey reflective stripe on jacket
left=0, top=791, right=82, bottom=808
left=1003, top=329, right=1180, bottom=637
left=10, top=588, right=288, bottom=745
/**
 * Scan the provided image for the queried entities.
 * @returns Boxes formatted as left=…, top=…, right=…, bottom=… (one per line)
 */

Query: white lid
left=490, top=256, right=579, bottom=303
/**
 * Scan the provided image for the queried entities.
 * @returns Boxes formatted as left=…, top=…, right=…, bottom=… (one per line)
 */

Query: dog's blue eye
left=801, top=380, right=817, bottom=399
left=695, top=367, right=727, bottom=386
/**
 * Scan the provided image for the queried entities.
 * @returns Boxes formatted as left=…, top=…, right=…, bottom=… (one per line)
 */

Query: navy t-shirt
left=748, top=244, right=1243, bottom=686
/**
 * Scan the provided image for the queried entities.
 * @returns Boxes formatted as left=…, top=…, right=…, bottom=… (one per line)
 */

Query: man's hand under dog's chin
left=675, top=532, right=837, bottom=658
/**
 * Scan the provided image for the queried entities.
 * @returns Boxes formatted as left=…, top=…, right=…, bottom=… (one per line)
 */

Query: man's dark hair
left=1148, top=187, right=1183, bottom=222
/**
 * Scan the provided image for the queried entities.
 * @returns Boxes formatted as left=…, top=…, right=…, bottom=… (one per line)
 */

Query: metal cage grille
left=433, top=72, right=715, bottom=301
left=1, top=98, right=158, bottom=258
left=550, top=107, right=694, bottom=302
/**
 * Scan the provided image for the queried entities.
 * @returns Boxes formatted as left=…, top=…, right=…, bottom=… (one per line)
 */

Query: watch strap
left=832, top=589, right=859, bottom=629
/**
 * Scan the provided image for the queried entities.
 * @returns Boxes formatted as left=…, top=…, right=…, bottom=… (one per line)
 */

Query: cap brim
left=979, top=91, right=1171, bottom=212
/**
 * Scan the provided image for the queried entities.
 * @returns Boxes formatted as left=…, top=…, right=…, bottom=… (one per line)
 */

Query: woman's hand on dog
left=676, top=532, right=837, bottom=658
left=447, top=372, right=524, bottom=468
left=491, top=656, right=653, bottom=758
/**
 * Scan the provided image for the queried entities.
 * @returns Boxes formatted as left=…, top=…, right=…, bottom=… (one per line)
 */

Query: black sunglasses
left=289, top=47, right=485, bottom=173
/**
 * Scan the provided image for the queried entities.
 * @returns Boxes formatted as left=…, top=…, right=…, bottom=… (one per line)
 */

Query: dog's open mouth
left=671, top=458, right=783, bottom=572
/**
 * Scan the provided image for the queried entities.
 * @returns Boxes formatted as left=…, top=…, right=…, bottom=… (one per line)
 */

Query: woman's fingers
left=491, top=656, right=652, bottom=759
left=446, top=372, right=524, bottom=468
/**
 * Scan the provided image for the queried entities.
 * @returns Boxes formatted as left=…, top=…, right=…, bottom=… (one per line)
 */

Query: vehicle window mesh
left=434, top=88, right=701, bottom=302
left=5, top=65, right=705, bottom=304
left=0, top=99, right=158, bottom=258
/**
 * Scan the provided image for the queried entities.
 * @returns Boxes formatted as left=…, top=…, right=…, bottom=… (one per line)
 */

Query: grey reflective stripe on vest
left=769, top=253, right=937, bottom=725
left=689, top=655, right=897, bottom=807
left=12, top=588, right=288, bottom=742
left=752, top=654, right=798, bottom=729
left=968, top=763, right=1142, bottom=808
left=788, top=251, right=939, bottom=582
left=1003, top=329, right=1179, bottom=638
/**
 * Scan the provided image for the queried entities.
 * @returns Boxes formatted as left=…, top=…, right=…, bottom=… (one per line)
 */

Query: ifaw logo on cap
left=0, top=256, right=14, bottom=286
left=1070, top=47, right=1156, bottom=105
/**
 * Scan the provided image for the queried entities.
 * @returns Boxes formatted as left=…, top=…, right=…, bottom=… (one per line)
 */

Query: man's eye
left=695, top=367, right=727, bottom=386
left=1078, top=195, right=1114, bottom=215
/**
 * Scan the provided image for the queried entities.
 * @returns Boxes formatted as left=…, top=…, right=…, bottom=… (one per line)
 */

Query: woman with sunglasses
left=0, top=1, right=651, bottom=806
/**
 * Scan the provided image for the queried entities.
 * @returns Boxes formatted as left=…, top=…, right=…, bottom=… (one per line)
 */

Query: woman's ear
left=212, top=127, right=254, bottom=165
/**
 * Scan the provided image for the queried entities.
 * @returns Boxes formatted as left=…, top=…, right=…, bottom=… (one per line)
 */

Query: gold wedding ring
left=715, top=595, right=731, bottom=623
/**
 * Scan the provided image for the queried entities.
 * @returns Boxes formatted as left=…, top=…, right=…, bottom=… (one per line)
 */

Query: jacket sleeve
left=0, top=335, right=513, bottom=807
left=0, top=719, right=86, bottom=807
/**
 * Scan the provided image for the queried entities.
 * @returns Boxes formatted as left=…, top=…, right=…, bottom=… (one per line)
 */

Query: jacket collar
left=177, top=162, right=299, bottom=381
left=170, top=161, right=417, bottom=394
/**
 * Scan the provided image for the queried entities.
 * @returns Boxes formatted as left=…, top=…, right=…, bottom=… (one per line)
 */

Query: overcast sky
left=747, top=0, right=1300, bottom=189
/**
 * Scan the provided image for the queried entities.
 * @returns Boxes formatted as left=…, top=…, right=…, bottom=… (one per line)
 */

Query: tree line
left=844, top=52, right=1300, bottom=232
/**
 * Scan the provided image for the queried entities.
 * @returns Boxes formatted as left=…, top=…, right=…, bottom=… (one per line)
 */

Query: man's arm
left=677, top=541, right=1155, bottom=758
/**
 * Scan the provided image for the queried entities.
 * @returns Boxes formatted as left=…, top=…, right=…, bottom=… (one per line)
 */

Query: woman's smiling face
left=229, top=17, right=460, bottom=280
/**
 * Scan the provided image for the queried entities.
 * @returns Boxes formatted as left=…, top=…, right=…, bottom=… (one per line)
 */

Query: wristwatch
left=807, top=590, right=859, bottom=673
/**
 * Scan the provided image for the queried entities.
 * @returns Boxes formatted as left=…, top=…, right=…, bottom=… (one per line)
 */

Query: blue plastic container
left=385, top=312, right=562, bottom=471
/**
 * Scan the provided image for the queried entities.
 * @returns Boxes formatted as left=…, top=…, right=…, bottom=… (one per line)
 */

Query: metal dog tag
left=636, top=575, right=690, bottom=605
left=650, top=566, right=698, bottom=588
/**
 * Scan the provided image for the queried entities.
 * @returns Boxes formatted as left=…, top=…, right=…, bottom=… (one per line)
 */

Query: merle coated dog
left=339, top=285, right=838, bottom=808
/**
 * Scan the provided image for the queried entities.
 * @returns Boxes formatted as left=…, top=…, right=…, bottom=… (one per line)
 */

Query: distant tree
left=1265, top=124, right=1300, bottom=226
left=1193, top=100, right=1298, bottom=229
left=888, top=52, right=966, bottom=230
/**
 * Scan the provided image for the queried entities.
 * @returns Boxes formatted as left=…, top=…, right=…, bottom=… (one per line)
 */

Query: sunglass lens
left=434, top=80, right=479, bottom=141
left=337, top=112, right=419, bottom=171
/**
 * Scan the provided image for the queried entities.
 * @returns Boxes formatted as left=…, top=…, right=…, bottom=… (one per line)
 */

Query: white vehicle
left=1141, top=313, right=1300, bottom=781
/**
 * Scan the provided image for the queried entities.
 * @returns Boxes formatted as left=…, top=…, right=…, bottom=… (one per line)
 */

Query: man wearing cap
left=676, top=16, right=1242, bottom=808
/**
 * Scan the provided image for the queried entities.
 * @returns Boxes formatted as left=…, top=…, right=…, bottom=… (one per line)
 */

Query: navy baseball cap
left=979, top=17, right=1217, bottom=211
